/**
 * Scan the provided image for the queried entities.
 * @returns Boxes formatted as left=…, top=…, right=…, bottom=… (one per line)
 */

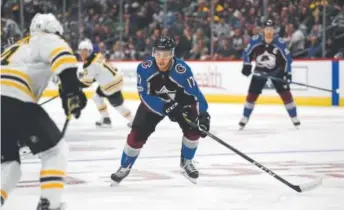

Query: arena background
left=1, top=0, right=344, bottom=106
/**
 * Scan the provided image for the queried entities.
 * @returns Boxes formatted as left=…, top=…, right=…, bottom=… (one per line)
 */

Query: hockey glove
left=198, top=112, right=210, bottom=138
left=58, top=68, right=87, bottom=119
left=164, top=101, right=184, bottom=122
left=284, top=72, right=292, bottom=83
left=241, top=64, right=252, bottom=77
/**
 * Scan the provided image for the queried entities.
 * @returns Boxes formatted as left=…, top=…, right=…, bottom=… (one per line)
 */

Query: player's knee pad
left=107, top=91, right=124, bottom=107
left=246, top=93, right=259, bottom=103
left=127, top=127, right=154, bottom=149
left=39, top=139, right=68, bottom=168
left=279, top=91, right=293, bottom=104
left=1, top=161, right=22, bottom=203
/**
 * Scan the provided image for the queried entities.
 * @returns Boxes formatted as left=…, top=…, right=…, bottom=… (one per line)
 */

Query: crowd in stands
left=1, top=0, right=344, bottom=60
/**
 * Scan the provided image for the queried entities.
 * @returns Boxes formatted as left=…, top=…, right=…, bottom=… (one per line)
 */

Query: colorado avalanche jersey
left=243, top=35, right=292, bottom=73
left=137, top=56, right=208, bottom=116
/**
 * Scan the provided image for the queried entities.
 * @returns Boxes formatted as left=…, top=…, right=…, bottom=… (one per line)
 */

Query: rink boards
left=42, top=59, right=344, bottom=106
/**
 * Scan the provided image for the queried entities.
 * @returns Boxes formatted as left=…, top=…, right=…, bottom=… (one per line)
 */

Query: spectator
left=285, top=23, right=305, bottom=57
left=1, top=0, right=342, bottom=59
left=214, top=38, right=233, bottom=60
left=231, top=27, right=245, bottom=59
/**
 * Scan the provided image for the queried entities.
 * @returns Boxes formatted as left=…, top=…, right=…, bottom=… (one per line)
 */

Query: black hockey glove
left=284, top=72, right=292, bottom=83
left=198, top=112, right=210, bottom=138
left=58, top=68, right=87, bottom=119
left=163, top=101, right=185, bottom=122
left=241, top=64, right=252, bottom=77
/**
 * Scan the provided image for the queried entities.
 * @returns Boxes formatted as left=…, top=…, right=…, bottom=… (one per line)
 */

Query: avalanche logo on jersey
left=175, top=63, right=186, bottom=74
left=142, top=60, right=153, bottom=69
left=154, top=85, right=176, bottom=102
left=256, top=51, right=276, bottom=69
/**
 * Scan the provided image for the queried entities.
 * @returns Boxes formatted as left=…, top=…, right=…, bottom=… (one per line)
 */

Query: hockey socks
left=1, top=161, right=21, bottom=206
left=242, top=93, right=259, bottom=118
left=285, top=101, right=297, bottom=118
left=111, top=143, right=140, bottom=184
left=121, top=143, right=140, bottom=168
left=243, top=101, right=255, bottom=118
left=279, top=91, right=300, bottom=127
left=181, top=136, right=199, bottom=160
left=93, top=93, right=110, bottom=118
left=114, top=104, right=133, bottom=122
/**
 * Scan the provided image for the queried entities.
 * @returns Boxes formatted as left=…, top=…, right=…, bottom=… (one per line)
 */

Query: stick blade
left=297, top=176, right=323, bottom=192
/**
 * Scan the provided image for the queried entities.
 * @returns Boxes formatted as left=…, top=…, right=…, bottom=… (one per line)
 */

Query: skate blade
left=110, top=181, right=120, bottom=187
left=180, top=170, right=197, bottom=184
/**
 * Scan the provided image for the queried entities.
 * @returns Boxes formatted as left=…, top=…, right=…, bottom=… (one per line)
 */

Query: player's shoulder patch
left=141, top=60, right=153, bottom=69
left=252, top=35, right=260, bottom=40
left=278, top=37, right=285, bottom=44
left=175, top=63, right=187, bottom=74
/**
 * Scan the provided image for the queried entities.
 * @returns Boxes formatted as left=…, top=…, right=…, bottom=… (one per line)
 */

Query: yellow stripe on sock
left=41, top=183, right=64, bottom=190
left=40, top=169, right=65, bottom=177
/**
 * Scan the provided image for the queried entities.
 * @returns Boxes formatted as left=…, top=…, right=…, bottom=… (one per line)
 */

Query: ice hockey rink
left=3, top=99, right=344, bottom=210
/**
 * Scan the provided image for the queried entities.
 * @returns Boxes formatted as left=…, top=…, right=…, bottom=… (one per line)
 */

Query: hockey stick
left=254, top=72, right=338, bottom=93
left=183, top=116, right=323, bottom=193
left=39, top=95, right=59, bottom=106
left=20, top=115, right=71, bottom=156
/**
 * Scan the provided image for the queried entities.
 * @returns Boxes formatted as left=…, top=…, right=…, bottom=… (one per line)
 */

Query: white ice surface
left=3, top=99, right=344, bottom=210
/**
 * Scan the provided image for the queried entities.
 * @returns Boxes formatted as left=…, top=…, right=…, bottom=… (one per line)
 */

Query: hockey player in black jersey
left=239, top=19, right=300, bottom=129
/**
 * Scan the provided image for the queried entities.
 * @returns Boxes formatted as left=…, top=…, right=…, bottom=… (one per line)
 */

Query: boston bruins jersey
left=0, top=33, right=78, bottom=103
left=80, top=53, right=123, bottom=96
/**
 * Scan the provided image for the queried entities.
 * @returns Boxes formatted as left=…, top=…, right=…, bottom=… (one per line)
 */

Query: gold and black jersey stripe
left=83, top=53, right=102, bottom=68
left=40, top=169, right=65, bottom=190
left=101, top=77, right=123, bottom=93
left=0, top=69, right=36, bottom=101
left=49, top=47, right=78, bottom=73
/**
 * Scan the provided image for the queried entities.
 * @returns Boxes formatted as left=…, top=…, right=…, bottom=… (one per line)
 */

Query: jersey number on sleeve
left=187, top=76, right=196, bottom=88
left=1, top=36, right=31, bottom=65
left=1, top=45, right=20, bottom=65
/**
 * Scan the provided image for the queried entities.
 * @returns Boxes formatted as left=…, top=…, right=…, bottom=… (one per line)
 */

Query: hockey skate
left=238, top=116, right=249, bottom=130
left=291, top=117, right=301, bottom=129
left=95, top=117, right=112, bottom=128
left=36, top=198, right=65, bottom=210
left=180, top=156, right=199, bottom=184
left=110, top=166, right=131, bottom=185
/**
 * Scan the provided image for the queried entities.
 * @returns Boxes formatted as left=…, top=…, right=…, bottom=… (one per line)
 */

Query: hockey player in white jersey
left=0, top=13, right=87, bottom=209
left=77, top=39, right=133, bottom=127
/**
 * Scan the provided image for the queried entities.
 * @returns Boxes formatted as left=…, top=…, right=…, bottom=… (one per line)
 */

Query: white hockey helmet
left=78, top=39, right=93, bottom=55
left=30, top=13, right=64, bottom=36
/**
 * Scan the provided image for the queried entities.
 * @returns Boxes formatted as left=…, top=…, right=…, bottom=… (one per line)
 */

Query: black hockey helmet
left=264, top=19, right=275, bottom=28
left=152, top=36, right=175, bottom=57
